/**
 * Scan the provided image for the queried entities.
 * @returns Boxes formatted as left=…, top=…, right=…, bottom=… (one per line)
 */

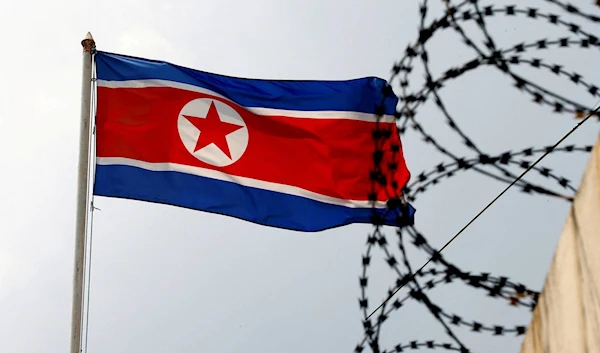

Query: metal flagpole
left=71, top=32, right=95, bottom=353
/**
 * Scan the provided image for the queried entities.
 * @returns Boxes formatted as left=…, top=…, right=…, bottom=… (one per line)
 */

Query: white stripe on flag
left=96, top=79, right=397, bottom=123
left=96, top=157, right=389, bottom=209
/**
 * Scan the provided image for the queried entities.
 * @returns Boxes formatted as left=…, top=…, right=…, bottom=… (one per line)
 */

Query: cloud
left=113, top=26, right=187, bottom=64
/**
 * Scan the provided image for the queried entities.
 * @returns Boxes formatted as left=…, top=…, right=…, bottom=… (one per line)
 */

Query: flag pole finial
left=81, top=32, right=95, bottom=52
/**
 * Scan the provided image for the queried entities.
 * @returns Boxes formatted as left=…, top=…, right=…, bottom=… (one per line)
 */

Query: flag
left=93, top=51, right=414, bottom=231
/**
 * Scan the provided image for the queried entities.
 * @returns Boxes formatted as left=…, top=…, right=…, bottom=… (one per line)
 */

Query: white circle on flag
left=177, top=98, right=249, bottom=167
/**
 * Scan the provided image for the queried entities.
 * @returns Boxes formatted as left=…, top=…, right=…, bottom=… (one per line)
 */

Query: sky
left=0, top=0, right=599, bottom=352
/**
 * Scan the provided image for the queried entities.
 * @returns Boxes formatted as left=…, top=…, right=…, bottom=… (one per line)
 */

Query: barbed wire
left=405, top=145, right=591, bottom=202
left=361, top=0, right=599, bottom=352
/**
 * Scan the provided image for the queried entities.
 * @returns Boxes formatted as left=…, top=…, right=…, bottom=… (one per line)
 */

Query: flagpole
left=71, top=32, right=95, bottom=353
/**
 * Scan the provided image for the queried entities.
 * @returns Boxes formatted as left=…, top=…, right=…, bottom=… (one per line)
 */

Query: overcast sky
left=1, top=0, right=599, bottom=352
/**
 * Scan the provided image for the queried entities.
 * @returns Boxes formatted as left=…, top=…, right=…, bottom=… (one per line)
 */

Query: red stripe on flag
left=95, top=86, right=409, bottom=202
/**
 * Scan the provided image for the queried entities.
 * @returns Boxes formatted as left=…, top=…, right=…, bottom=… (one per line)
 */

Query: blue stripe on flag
left=93, top=164, right=413, bottom=232
left=95, top=51, right=398, bottom=115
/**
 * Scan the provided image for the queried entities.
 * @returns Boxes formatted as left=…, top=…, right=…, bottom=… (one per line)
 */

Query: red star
left=182, top=101, right=244, bottom=159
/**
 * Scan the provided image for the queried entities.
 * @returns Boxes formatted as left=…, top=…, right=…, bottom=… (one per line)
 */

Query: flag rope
left=82, top=49, right=98, bottom=353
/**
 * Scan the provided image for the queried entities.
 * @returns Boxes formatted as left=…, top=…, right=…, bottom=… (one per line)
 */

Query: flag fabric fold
left=93, top=51, right=413, bottom=231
